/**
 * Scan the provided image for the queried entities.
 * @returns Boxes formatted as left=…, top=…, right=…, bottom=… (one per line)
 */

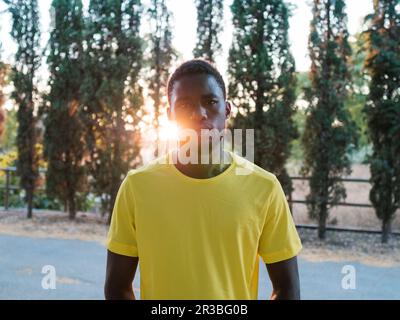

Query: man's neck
left=174, top=147, right=232, bottom=179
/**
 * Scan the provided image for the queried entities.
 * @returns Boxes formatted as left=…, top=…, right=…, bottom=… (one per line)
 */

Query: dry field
left=290, top=164, right=400, bottom=231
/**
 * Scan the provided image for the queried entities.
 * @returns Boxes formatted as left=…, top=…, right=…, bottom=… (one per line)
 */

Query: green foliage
left=81, top=0, right=143, bottom=222
left=0, top=150, right=18, bottom=208
left=346, top=32, right=370, bottom=150
left=0, top=189, right=25, bottom=208
left=301, top=0, right=358, bottom=239
left=228, top=0, right=298, bottom=195
left=288, top=71, right=310, bottom=164
left=193, top=0, right=223, bottom=62
left=145, top=0, right=176, bottom=153
left=0, top=149, right=17, bottom=173
left=0, top=186, right=62, bottom=210
left=42, top=0, right=87, bottom=220
left=1, top=109, right=18, bottom=151
left=363, top=0, right=400, bottom=243
left=6, top=0, right=41, bottom=218
left=32, top=191, right=63, bottom=210
left=0, top=60, right=8, bottom=142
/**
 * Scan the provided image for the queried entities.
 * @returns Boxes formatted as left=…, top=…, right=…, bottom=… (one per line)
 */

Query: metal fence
left=0, top=167, right=46, bottom=210
left=288, top=175, right=372, bottom=208
left=289, top=176, right=400, bottom=235
left=1, top=166, right=398, bottom=235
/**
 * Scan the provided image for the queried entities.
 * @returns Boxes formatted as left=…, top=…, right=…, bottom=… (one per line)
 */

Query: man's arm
left=104, top=250, right=139, bottom=300
left=265, top=256, right=300, bottom=300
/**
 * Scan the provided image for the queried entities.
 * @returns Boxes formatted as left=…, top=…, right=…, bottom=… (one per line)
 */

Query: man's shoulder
left=231, top=152, right=278, bottom=186
left=126, top=154, right=170, bottom=180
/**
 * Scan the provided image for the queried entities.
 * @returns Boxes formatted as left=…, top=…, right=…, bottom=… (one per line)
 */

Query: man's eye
left=208, top=99, right=218, bottom=105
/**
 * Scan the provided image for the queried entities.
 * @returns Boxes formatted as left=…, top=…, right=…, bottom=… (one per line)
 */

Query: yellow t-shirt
left=106, top=151, right=302, bottom=300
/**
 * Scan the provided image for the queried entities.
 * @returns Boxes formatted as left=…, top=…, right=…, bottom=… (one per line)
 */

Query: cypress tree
left=228, top=0, right=298, bottom=196
left=81, top=0, right=143, bottom=222
left=193, top=0, right=223, bottom=62
left=0, top=58, right=7, bottom=142
left=302, top=0, right=358, bottom=239
left=146, top=0, right=176, bottom=155
left=43, top=0, right=87, bottom=219
left=363, top=0, right=400, bottom=243
left=6, top=0, right=41, bottom=218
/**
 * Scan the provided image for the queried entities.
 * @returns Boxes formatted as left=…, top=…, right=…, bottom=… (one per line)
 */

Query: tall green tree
left=0, top=36, right=15, bottom=151
left=0, top=30, right=4, bottom=142
left=43, top=0, right=87, bottom=219
left=1, top=108, right=17, bottom=151
left=145, top=0, right=176, bottom=155
left=193, top=0, right=223, bottom=62
left=0, top=59, right=7, bottom=143
left=228, top=0, right=298, bottom=196
left=302, top=0, right=357, bottom=239
left=81, top=0, right=143, bottom=222
left=363, top=0, right=400, bottom=243
left=6, top=0, right=41, bottom=218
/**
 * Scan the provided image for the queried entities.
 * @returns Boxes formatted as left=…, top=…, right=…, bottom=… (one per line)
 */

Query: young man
left=104, top=59, right=302, bottom=300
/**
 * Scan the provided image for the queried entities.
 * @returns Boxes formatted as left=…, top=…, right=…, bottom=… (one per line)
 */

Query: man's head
left=167, top=59, right=231, bottom=133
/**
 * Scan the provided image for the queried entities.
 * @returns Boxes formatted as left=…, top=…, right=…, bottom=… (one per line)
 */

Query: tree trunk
left=107, top=205, right=113, bottom=225
left=318, top=204, right=327, bottom=239
left=381, top=219, right=391, bottom=243
left=26, top=187, right=33, bottom=219
left=64, top=199, right=68, bottom=213
left=68, top=194, right=76, bottom=220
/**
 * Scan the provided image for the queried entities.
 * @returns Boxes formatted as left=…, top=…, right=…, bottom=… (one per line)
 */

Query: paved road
left=0, top=234, right=399, bottom=300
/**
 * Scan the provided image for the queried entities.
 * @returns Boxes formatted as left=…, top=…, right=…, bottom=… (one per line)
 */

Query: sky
left=0, top=0, right=374, bottom=73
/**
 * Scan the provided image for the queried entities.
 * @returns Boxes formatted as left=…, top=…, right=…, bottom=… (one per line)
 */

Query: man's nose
left=190, top=105, right=207, bottom=121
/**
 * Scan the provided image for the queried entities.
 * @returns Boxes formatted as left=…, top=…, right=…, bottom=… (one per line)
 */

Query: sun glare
left=159, top=121, right=180, bottom=141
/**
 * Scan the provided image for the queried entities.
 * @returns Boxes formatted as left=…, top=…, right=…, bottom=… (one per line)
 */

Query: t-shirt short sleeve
left=258, top=176, right=302, bottom=264
left=106, top=172, right=138, bottom=257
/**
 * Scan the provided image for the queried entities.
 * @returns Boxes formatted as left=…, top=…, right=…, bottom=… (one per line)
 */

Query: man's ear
left=225, top=100, right=232, bottom=119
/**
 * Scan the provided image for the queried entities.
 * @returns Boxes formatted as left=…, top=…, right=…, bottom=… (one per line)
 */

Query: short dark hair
left=167, top=58, right=226, bottom=105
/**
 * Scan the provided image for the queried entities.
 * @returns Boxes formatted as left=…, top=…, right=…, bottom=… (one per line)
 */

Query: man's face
left=167, top=73, right=231, bottom=133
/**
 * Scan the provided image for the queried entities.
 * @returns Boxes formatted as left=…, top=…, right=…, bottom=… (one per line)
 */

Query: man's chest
left=133, top=184, right=266, bottom=243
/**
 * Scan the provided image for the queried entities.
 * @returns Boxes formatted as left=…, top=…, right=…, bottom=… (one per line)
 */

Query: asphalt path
left=0, top=234, right=399, bottom=300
